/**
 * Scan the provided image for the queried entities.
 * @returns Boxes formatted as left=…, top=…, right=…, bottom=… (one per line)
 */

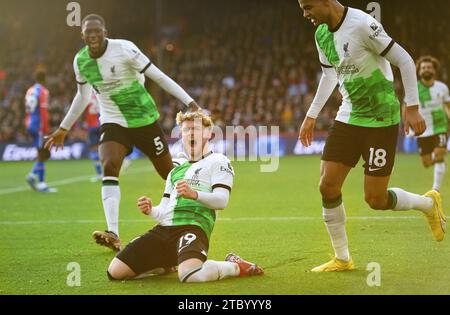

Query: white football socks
left=102, top=177, right=120, bottom=236
left=388, top=188, right=433, bottom=212
left=323, top=200, right=350, bottom=262
left=433, top=162, right=446, bottom=191
left=182, top=260, right=240, bottom=283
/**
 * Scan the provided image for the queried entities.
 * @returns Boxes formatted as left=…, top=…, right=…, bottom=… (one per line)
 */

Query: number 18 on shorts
left=322, top=121, right=398, bottom=177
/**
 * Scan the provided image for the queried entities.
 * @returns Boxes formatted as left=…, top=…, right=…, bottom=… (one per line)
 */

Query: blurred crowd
left=1, top=0, right=449, bottom=143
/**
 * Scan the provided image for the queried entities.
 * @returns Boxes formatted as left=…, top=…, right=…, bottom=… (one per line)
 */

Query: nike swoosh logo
left=368, top=167, right=382, bottom=172
left=156, top=150, right=164, bottom=156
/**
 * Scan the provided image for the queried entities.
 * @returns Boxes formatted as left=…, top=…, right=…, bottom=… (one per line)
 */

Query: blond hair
left=176, top=110, right=214, bottom=128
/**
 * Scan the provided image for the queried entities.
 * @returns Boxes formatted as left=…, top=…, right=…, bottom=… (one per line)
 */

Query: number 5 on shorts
left=154, top=136, right=164, bottom=152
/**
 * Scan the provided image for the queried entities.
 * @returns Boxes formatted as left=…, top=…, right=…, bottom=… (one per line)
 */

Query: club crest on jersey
left=194, top=168, right=202, bottom=177
left=343, top=42, right=350, bottom=58
left=186, top=168, right=202, bottom=187
left=192, top=168, right=202, bottom=181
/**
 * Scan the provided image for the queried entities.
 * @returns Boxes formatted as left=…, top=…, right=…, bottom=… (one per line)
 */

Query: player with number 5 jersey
left=45, top=14, right=201, bottom=251
left=297, top=0, right=446, bottom=273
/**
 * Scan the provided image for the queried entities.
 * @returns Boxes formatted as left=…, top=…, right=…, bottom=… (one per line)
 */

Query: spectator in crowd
left=1, top=0, right=449, bottom=143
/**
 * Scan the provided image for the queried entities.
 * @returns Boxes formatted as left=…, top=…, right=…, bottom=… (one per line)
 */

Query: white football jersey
left=157, top=152, right=234, bottom=239
left=315, top=7, right=400, bottom=128
left=415, top=80, right=450, bottom=137
left=73, top=39, right=159, bottom=128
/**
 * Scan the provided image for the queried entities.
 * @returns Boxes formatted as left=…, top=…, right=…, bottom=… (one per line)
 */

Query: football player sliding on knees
left=107, top=111, right=264, bottom=282
left=44, top=14, right=200, bottom=252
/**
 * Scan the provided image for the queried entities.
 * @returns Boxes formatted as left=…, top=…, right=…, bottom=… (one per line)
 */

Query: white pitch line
left=0, top=166, right=153, bottom=196
left=0, top=216, right=441, bottom=225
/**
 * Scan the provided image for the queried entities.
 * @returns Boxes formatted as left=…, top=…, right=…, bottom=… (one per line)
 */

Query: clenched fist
left=176, top=180, right=198, bottom=200
left=137, top=196, right=152, bottom=215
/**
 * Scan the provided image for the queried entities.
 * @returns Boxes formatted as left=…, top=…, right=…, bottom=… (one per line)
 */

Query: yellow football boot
left=311, top=257, right=355, bottom=272
left=423, top=190, right=446, bottom=242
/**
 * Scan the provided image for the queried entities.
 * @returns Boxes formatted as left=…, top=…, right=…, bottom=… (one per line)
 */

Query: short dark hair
left=35, top=71, right=46, bottom=84
left=81, top=14, right=106, bottom=28
left=416, top=55, right=440, bottom=73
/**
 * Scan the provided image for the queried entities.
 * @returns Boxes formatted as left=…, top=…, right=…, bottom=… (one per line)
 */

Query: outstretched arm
left=60, top=83, right=93, bottom=130
left=144, top=64, right=200, bottom=111
left=44, top=83, right=92, bottom=151
left=122, top=39, right=201, bottom=112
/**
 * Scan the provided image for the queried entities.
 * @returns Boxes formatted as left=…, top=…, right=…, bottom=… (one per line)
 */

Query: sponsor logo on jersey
left=220, top=163, right=235, bottom=176
left=343, top=42, right=350, bottom=58
left=186, top=168, right=202, bottom=187
left=336, top=64, right=359, bottom=75
left=183, top=168, right=201, bottom=187
left=369, top=24, right=384, bottom=40
left=370, top=22, right=379, bottom=31
left=95, top=80, right=122, bottom=93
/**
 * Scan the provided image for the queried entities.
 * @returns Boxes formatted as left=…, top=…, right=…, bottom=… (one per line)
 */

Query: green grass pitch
left=1, top=155, right=449, bottom=295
